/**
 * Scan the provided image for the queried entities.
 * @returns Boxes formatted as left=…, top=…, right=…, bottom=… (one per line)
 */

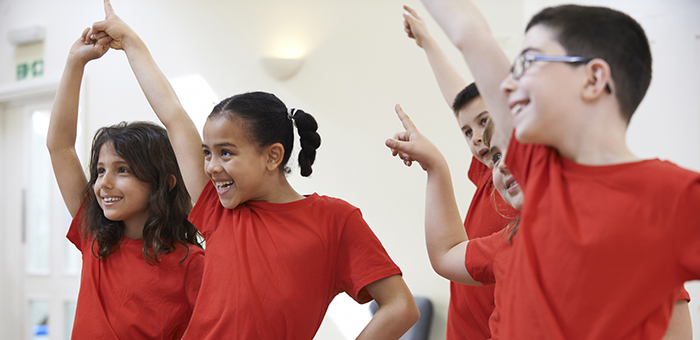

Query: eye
left=118, top=166, right=130, bottom=174
left=203, top=149, right=211, bottom=158
left=464, top=129, right=473, bottom=138
left=221, top=149, right=232, bottom=157
left=480, top=117, right=489, bottom=126
left=491, top=152, right=503, bottom=165
left=97, top=167, right=106, bottom=176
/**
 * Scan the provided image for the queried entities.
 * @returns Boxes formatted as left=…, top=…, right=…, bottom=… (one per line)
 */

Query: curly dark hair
left=81, top=121, right=202, bottom=264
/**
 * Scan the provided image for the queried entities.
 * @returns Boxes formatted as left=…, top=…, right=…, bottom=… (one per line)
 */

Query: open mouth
left=102, top=196, right=122, bottom=203
left=505, top=177, right=520, bottom=193
left=510, top=100, right=530, bottom=117
left=479, top=148, right=490, bottom=158
left=214, top=180, right=234, bottom=194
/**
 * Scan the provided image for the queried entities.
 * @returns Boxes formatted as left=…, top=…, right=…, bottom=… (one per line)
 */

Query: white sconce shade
left=8, top=26, right=45, bottom=46
left=260, top=57, right=304, bottom=80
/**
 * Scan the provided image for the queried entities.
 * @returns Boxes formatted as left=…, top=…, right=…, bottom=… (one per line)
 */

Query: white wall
left=1, top=0, right=698, bottom=339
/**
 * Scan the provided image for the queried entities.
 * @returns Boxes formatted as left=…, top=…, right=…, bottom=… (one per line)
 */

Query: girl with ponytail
left=94, top=3, right=419, bottom=337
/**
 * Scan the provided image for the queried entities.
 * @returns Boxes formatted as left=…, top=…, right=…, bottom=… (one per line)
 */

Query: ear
left=265, top=143, right=285, bottom=171
left=167, top=174, right=177, bottom=191
left=582, top=58, right=613, bottom=101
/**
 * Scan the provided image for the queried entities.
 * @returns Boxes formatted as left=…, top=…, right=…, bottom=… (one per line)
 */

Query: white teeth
left=216, top=181, right=233, bottom=189
left=511, top=103, right=523, bottom=115
left=103, top=197, right=121, bottom=202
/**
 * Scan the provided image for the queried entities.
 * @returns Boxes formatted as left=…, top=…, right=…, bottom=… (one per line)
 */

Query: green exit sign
left=16, top=59, right=44, bottom=81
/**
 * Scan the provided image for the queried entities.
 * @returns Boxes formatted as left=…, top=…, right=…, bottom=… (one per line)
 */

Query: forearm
left=122, top=36, right=190, bottom=129
left=424, top=157, right=478, bottom=284
left=121, top=35, right=207, bottom=200
left=421, top=0, right=513, bottom=140
left=47, top=57, right=89, bottom=216
left=420, top=37, right=467, bottom=110
left=47, top=58, right=84, bottom=153
left=358, top=275, right=419, bottom=340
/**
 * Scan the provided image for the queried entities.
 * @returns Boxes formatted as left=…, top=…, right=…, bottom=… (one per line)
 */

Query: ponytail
left=209, top=92, right=322, bottom=176
left=288, top=108, right=321, bottom=176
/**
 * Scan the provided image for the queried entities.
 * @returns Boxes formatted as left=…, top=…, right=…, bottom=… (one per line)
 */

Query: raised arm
left=420, top=0, right=513, bottom=143
left=385, top=105, right=481, bottom=285
left=91, top=0, right=209, bottom=201
left=47, top=28, right=111, bottom=217
left=403, top=5, right=466, bottom=110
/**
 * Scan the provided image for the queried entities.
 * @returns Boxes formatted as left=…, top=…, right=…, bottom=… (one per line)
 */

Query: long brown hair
left=82, top=121, right=202, bottom=264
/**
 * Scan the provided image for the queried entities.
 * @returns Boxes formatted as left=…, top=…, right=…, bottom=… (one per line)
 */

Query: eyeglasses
left=510, top=54, right=592, bottom=80
left=509, top=53, right=612, bottom=94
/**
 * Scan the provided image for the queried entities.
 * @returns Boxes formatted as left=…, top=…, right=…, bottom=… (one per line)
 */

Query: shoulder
left=635, top=160, right=700, bottom=192
left=308, top=193, right=360, bottom=214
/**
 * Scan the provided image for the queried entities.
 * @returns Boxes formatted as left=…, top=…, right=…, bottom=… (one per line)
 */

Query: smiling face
left=93, top=142, right=152, bottom=231
left=457, top=96, right=492, bottom=167
left=500, top=24, right=587, bottom=147
left=488, top=129, right=523, bottom=210
left=202, top=115, right=273, bottom=209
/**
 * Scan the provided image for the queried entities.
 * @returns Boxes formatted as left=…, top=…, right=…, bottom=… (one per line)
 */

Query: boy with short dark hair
left=414, top=0, right=698, bottom=338
left=402, top=6, right=517, bottom=338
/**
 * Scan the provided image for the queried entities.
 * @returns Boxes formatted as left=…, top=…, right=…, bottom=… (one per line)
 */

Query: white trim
left=0, top=78, right=58, bottom=103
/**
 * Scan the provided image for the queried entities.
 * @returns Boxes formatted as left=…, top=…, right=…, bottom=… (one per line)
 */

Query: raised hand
left=70, top=27, right=111, bottom=64
left=89, top=0, right=136, bottom=51
left=403, top=5, right=431, bottom=48
left=385, top=104, right=445, bottom=171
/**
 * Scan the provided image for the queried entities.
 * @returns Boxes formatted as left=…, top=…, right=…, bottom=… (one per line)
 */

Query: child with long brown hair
left=47, top=24, right=204, bottom=339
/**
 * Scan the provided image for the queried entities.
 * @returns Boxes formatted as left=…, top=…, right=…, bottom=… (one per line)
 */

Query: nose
left=99, top=171, right=115, bottom=189
left=500, top=73, right=516, bottom=95
left=205, top=157, right=223, bottom=175
left=498, top=158, right=509, bottom=175
left=472, top=131, right=483, bottom=146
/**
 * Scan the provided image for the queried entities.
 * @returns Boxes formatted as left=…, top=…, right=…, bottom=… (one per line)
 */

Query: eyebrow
left=202, top=142, right=238, bottom=148
left=520, top=47, right=544, bottom=55
left=475, top=110, right=489, bottom=121
left=462, top=111, right=490, bottom=131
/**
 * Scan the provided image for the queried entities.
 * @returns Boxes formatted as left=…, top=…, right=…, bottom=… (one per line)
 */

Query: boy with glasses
left=411, top=0, right=697, bottom=338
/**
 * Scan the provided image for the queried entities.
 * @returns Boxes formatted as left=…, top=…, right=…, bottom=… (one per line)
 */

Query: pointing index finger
left=104, top=0, right=115, bottom=18
left=394, top=104, right=417, bottom=132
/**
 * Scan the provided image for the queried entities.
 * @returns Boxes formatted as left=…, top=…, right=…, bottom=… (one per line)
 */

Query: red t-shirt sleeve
left=671, top=179, right=700, bottom=281
left=675, top=285, right=690, bottom=302
left=184, top=248, right=206, bottom=309
left=66, top=207, right=88, bottom=252
left=468, top=157, right=490, bottom=185
left=334, top=209, right=402, bottom=304
left=189, top=182, right=221, bottom=238
left=465, top=231, right=503, bottom=285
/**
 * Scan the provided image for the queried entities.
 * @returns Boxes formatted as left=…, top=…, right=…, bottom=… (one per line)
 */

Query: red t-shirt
left=446, top=157, right=519, bottom=340
left=182, top=182, right=402, bottom=339
left=67, top=208, right=205, bottom=340
left=491, top=136, right=700, bottom=339
left=466, top=229, right=691, bottom=337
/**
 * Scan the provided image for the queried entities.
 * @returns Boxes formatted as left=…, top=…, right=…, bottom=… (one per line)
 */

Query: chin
left=218, top=197, right=239, bottom=210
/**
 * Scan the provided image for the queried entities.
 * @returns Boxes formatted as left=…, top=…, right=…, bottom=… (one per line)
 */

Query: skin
left=457, top=97, right=492, bottom=166
left=201, top=115, right=302, bottom=209
left=500, top=25, right=636, bottom=166
left=419, top=0, right=690, bottom=337
left=91, top=1, right=419, bottom=337
left=94, top=143, right=152, bottom=239
left=387, top=105, right=480, bottom=285
left=487, top=129, right=523, bottom=211
left=403, top=5, right=492, bottom=166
